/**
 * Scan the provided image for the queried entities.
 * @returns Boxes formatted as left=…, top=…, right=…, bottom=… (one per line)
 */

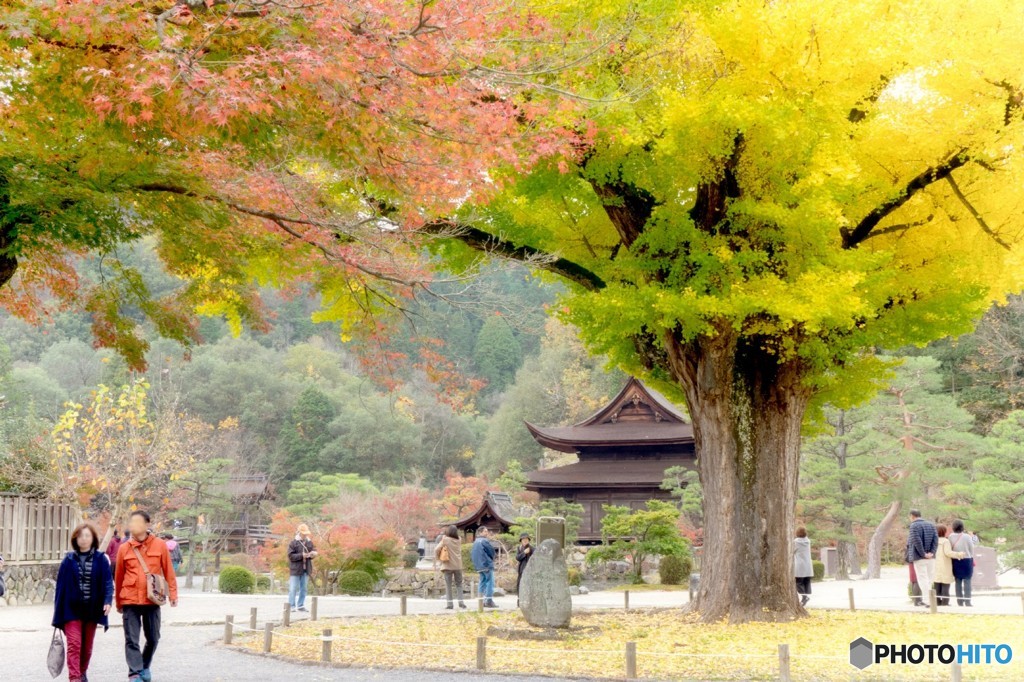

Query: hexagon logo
left=850, top=637, right=874, bottom=670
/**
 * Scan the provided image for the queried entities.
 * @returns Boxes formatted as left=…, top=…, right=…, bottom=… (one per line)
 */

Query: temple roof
left=524, top=377, right=694, bottom=453
left=450, top=491, right=517, bottom=530
left=526, top=457, right=696, bottom=490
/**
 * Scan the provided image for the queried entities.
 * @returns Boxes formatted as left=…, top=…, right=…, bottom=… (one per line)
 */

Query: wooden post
left=311, top=596, right=318, bottom=622
left=778, top=643, right=791, bottom=682
left=478, top=598, right=484, bottom=612
left=1019, top=592, right=1024, bottom=616
left=282, top=602, right=291, bottom=627
left=400, top=595, right=407, bottom=616
left=471, top=580, right=477, bottom=599
left=263, top=622, right=273, bottom=653
left=848, top=587, right=856, bottom=612
left=929, top=589, right=938, bottom=614
left=476, top=636, right=487, bottom=671
left=624, top=590, right=630, bottom=612
left=625, top=641, right=637, bottom=679
left=224, top=615, right=234, bottom=645
left=202, top=575, right=211, bottom=592
left=321, top=629, right=332, bottom=663
left=249, top=607, right=258, bottom=631
left=950, top=661, right=963, bottom=682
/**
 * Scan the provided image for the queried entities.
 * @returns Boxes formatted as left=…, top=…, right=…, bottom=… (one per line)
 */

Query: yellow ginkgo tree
left=427, top=0, right=1024, bottom=622
left=47, top=379, right=196, bottom=550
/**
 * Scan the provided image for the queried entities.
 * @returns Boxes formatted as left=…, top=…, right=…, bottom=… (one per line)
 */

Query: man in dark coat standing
left=906, top=509, right=937, bottom=607
left=515, top=532, right=533, bottom=605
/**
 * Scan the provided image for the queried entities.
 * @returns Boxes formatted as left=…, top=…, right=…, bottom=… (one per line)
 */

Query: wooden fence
left=0, top=494, right=82, bottom=564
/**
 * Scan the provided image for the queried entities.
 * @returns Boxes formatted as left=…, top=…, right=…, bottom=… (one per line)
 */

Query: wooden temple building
left=524, top=377, right=697, bottom=543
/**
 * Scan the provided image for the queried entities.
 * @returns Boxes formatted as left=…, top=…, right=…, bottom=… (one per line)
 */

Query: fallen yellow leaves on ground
left=231, top=608, right=1023, bottom=681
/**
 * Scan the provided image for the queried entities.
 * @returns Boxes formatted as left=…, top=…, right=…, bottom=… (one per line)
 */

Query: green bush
left=218, top=565, right=256, bottom=594
left=338, top=570, right=375, bottom=596
left=658, top=554, right=693, bottom=585
left=255, top=575, right=272, bottom=593
left=567, top=567, right=582, bottom=587
left=403, top=552, right=420, bottom=569
left=812, top=560, right=825, bottom=582
left=461, top=543, right=475, bottom=573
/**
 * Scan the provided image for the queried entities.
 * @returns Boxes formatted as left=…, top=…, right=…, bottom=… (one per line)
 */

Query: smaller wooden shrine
left=525, top=377, right=697, bottom=542
left=449, top=491, right=517, bottom=540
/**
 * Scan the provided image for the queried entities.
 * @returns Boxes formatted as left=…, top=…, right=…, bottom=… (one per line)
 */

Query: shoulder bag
left=131, top=545, right=169, bottom=606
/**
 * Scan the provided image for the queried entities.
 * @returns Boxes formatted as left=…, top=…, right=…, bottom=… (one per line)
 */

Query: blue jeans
left=478, top=569, right=494, bottom=601
left=289, top=574, right=308, bottom=608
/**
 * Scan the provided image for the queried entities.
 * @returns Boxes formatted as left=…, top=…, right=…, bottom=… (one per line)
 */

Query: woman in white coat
left=933, top=524, right=966, bottom=607
left=793, top=527, right=813, bottom=607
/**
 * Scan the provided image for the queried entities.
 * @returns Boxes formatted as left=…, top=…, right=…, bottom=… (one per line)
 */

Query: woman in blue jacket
left=52, top=522, right=114, bottom=682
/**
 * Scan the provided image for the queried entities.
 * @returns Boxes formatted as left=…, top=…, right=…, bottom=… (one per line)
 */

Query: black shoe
left=297, top=606, right=308, bottom=612
left=800, top=595, right=809, bottom=607
left=445, top=603, right=454, bottom=609
left=484, top=600, right=499, bottom=609
left=459, top=602, right=467, bottom=609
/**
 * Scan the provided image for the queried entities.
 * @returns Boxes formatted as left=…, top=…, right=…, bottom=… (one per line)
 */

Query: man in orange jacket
left=115, top=510, right=178, bottom=682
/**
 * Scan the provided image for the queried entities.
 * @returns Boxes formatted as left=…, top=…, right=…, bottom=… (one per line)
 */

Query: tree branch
left=944, top=173, right=1011, bottom=251
left=418, top=219, right=605, bottom=291
left=841, top=148, right=969, bottom=249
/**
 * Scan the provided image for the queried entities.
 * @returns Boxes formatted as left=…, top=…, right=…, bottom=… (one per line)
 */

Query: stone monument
left=519, top=538, right=572, bottom=628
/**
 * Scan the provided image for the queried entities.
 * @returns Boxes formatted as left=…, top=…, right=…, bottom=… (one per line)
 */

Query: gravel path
left=0, top=624, right=591, bottom=681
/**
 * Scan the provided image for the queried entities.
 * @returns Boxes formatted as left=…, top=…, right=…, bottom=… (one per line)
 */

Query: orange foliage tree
left=261, top=509, right=402, bottom=594
left=0, top=0, right=588, bottom=367
left=434, top=470, right=489, bottom=523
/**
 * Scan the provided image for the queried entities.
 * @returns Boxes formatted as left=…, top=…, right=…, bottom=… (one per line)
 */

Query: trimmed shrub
left=812, top=560, right=825, bottom=582
left=338, top=570, right=374, bottom=596
left=461, top=543, right=475, bottom=573
left=403, top=552, right=420, bottom=569
left=567, top=567, right=582, bottom=587
left=658, top=554, right=693, bottom=585
left=255, top=575, right=272, bottom=593
left=218, top=565, right=255, bottom=594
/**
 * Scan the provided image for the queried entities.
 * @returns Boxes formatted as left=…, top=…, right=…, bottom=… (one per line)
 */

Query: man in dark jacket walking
left=515, top=532, right=532, bottom=606
left=471, top=527, right=498, bottom=608
left=287, top=524, right=317, bottom=612
left=906, top=509, right=937, bottom=607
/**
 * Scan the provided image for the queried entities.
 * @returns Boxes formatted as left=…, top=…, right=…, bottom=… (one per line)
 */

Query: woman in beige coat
left=932, top=525, right=966, bottom=606
left=434, top=525, right=467, bottom=610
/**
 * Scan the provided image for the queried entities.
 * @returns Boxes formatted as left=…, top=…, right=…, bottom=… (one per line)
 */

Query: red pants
left=64, top=620, right=97, bottom=682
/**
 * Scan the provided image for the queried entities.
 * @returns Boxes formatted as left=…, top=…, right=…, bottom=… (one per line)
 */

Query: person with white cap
left=287, top=524, right=317, bottom=612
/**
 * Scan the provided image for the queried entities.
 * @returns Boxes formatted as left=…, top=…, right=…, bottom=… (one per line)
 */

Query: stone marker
left=519, top=538, right=572, bottom=628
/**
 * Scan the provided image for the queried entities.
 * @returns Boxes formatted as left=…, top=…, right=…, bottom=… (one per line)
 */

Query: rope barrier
left=227, top=620, right=839, bottom=660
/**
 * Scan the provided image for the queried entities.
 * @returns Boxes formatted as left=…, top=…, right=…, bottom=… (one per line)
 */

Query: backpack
left=438, top=543, right=451, bottom=563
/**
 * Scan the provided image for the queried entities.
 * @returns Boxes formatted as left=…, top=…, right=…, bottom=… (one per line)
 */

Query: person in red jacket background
left=115, top=510, right=178, bottom=682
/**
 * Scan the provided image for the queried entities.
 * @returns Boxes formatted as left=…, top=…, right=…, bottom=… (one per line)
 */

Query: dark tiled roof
left=451, top=491, right=518, bottom=528
left=524, top=377, right=694, bottom=453
left=526, top=458, right=695, bottom=489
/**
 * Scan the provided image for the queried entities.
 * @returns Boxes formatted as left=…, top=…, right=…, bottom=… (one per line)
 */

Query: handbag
left=47, top=628, right=65, bottom=678
left=131, top=545, right=169, bottom=606
left=438, top=544, right=450, bottom=563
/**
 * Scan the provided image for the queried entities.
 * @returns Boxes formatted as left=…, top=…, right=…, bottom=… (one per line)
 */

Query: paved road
left=0, top=625, right=591, bottom=682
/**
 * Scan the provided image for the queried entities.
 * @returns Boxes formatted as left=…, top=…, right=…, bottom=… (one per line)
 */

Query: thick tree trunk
left=865, top=500, right=902, bottom=579
left=662, top=326, right=810, bottom=622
